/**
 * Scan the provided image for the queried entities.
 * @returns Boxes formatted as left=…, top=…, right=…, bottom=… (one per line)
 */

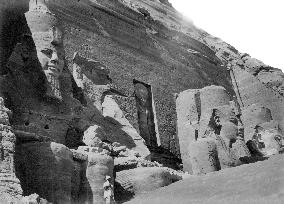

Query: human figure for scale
left=103, top=175, right=115, bottom=204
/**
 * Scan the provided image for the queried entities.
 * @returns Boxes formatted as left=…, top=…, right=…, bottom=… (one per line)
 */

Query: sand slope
left=127, top=154, right=284, bottom=204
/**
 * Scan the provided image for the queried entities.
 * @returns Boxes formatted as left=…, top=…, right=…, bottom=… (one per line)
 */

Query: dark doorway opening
left=133, top=79, right=158, bottom=149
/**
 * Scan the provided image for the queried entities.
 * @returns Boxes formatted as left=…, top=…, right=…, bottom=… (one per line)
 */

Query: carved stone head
left=32, top=26, right=64, bottom=77
left=25, top=0, right=64, bottom=99
left=252, top=122, right=284, bottom=156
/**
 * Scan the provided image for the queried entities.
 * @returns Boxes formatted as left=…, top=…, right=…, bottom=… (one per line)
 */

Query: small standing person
left=103, top=175, right=115, bottom=204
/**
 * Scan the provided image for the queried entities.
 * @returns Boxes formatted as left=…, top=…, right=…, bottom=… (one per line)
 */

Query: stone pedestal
left=79, top=153, right=114, bottom=204
left=189, top=138, right=220, bottom=175
left=17, top=142, right=73, bottom=204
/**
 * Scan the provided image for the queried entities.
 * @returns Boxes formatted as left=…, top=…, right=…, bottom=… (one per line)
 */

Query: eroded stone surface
left=188, top=138, right=220, bottom=175
left=176, top=89, right=199, bottom=172
left=177, top=85, right=251, bottom=174
left=81, top=153, right=114, bottom=204
left=248, top=121, right=284, bottom=157
left=0, top=97, right=22, bottom=203
left=176, top=86, right=235, bottom=173
left=102, top=95, right=150, bottom=157
left=241, top=104, right=273, bottom=142
left=115, top=167, right=182, bottom=203
left=15, top=142, right=74, bottom=203
left=233, top=64, right=284, bottom=131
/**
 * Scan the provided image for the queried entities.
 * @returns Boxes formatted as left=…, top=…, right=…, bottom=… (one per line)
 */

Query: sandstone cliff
left=1, top=0, right=283, bottom=154
left=0, top=0, right=284, bottom=203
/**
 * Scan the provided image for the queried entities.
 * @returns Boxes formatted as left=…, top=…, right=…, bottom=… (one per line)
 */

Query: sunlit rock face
left=236, top=53, right=284, bottom=95
left=232, top=63, right=284, bottom=132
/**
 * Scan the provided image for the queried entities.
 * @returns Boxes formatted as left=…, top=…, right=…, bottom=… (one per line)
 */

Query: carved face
left=33, top=27, right=64, bottom=77
left=252, top=127, right=284, bottom=156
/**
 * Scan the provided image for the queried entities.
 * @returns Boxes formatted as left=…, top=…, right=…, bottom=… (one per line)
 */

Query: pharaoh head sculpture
left=25, top=0, right=64, bottom=100
left=251, top=122, right=284, bottom=156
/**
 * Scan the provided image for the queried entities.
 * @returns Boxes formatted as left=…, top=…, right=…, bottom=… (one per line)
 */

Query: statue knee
left=189, top=138, right=220, bottom=175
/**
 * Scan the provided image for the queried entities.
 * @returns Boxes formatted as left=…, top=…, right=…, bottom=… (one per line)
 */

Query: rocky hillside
left=1, top=0, right=235, bottom=153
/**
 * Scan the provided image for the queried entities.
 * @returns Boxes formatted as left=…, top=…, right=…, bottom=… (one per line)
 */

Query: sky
left=169, top=0, right=284, bottom=71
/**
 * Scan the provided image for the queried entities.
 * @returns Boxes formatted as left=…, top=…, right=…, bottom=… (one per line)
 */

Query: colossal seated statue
left=189, top=100, right=284, bottom=176
left=188, top=88, right=251, bottom=175
left=25, top=0, right=65, bottom=101
left=0, top=1, right=152, bottom=202
left=1, top=1, right=113, bottom=203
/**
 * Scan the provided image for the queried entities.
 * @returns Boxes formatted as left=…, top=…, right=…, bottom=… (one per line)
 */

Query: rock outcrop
left=232, top=63, right=284, bottom=131
left=115, top=167, right=182, bottom=203
left=0, top=97, right=22, bottom=203
left=236, top=53, right=284, bottom=95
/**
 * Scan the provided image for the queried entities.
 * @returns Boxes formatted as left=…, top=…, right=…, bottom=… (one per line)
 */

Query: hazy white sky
left=169, top=0, right=284, bottom=70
